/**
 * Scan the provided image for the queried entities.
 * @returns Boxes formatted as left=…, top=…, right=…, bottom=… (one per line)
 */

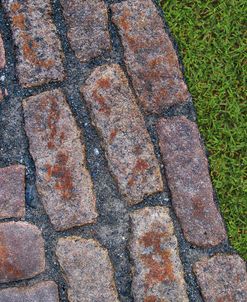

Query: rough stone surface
left=0, top=222, right=45, bottom=283
left=3, top=0, right=65, bottom=87
left=157, top=116, right=227, bottom=247
left=0, top=34, right=5, bottom=69
left=0, top=281, right=59, bottom=302
left=23, top=89, right=97, bottom=231
left=56, top=237, right=119, bottom=302
left=82, top=64, right=163, bottom=205
left=129, top=207, right=189, bottom=302
left=111, top=0, right=190, bottom=114
left=193, top=254, right=247, bottom=302
left=60, top=0, right=111, bottom=63
left=0, top=165, right=25, bottom=219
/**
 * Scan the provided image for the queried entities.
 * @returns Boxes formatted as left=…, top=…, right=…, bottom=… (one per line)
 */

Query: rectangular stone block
left=157, top=116, right=227, bottom=247
left=129, top=206, right=189, bottom=302
left=23, top=89, right=98, bottom=231
left=111, top=0, right=190, bottom=114
left=0, top=222, right=45, bottom=283
left=0, top=281, right=59, bottom=302
left=56, top=237, right=119, bottom=302
left=60, top=0, right=111, bottom=62
left=193, top=254, right=247, bottom=302
left=3, top=0, right=65, bottom=87
left=81, top=64, right=163, bottom=205
left=0, top=165, right=25, bottom=219
left=0, top=34, right=5, bottom=69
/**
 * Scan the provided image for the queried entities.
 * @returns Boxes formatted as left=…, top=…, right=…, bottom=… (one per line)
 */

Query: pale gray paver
left=23, top=89, right=98, bottom=231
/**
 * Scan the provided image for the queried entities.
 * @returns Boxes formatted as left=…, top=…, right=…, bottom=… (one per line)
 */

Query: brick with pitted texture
left=2, top=0, right=65, bottom=87
left=82, top=64, right=163, bottom=205
left=111, top=0, right=190, bottom=114
left=23, top=89, right=98, bottom=231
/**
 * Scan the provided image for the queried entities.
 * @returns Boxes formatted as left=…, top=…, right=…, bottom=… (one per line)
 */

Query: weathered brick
left=23, top=89, right=97, bottom=231
left=3, top=0, right=65, bottom=87
left=81, top=64, right=163, bottom=205
left=60, top=0, right=111, bottom=62
left=157, top=116, right=227, bottom=247
left=0, top=222, right=45, bottom=283
left=193, top=254, right=247, bottom=302
left=111, top=0, right=190, bottom=114
left=0, top=281, right=59, bottom=302
left=56, top=237, right=119, bottom=302
left=0, top=34, right=5, bottom=69
left=0, top=165, right=25, bottom=219
left=129, top=207, right=189, bottom=302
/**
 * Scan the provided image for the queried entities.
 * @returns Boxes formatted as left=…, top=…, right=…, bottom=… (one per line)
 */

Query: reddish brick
left=81, top=64, right=163, bottom=205
left=193, top=254, right=247, bottom=302
left=0, top=281, right=59, bottom=302
left=129, top=207, right=189, bottom=302
left=23, top=89, right=98, bottom=231
left=0, top=34, right=5, bottom=69
left=60, top=0, right=111, bottom=62
left=0, top=222, right=45, bottom=283
left=111, top=0, right=190, bottom=114
left=3, top=0, right=65, bottom=87
left=56, top=237, right=119, bottom=302
left=157, top=116, right=227, bottom=247
left=0, top=165, right=25, bottom=219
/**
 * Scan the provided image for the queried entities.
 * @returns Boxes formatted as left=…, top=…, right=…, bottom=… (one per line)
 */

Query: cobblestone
left=82, top=64, right=163, bottom=205
left=3, top=0, right=65, bottom=87
left=0, top=165, right=25, bottom=219
left=0, top=281, right=59, bottom=302
left=60, top=0, right=111, bottom=63
left=129, top=207, right=189, bottom=302
left=56, top=237, right=119, bottom=302
left=0, top=34, right=5, bottom=69
left=0, top=222, right=45, bottom=283
left=23, top=89, right=98, bottom=231
left=193, top=254, right=247, bottom=302
left=157, top=116, right=227, bottom=247
left=111, top=0, right=190, bottom=114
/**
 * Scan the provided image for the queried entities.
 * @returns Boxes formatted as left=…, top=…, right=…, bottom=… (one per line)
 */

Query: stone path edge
left=0, top=1, right=241, bottom=302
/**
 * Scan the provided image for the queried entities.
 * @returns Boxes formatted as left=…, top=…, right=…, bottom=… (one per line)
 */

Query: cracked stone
left=60, top=0, right=111, bottom=62
left=193, top=254, right=247, bottom=302
left=0, top=281, right=59, bottom=302
left=3, top=0, right=65, bottom=87
left=111, top=0, right=190, bottom=114
left=0, top=221, right=45, bottom=283
left=0, top=165, right=25, bottom=219
left=81, top=64, right=163, bottom=205
left=129, top=206, right=189, bottom=302
left=56, top=237, right=119, bottom=302
left=157, top=116, right=227, bottom=247
left=23, top=89, right=98, bottom=231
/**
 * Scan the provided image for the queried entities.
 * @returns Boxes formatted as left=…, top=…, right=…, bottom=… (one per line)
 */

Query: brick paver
left=23, top=89, right=97, bottom=231
left=193, top=254, right=247, bottom=302
left=0, top=281, right=59, bottom=302
left=3, top=0, right=65, bottom=87
left=0, top=34, right=5, bottom=69
left=157, top=116, right=227, bottom=247
left=129, top=207, right=189, bottom=302
left=56, top=237, right=119, bottom=302
left=0, top=165, right=25, bottom=219
left=82, top=64, right=163, bottom=205
left=0, top=222, right=45, bottom=283
left=60, top=0, right=111, bottom=63
left=111, top=0, right=190, bottom=114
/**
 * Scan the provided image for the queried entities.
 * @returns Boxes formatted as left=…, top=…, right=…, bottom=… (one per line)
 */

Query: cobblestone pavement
left=0, top=1, right=246, bottom=301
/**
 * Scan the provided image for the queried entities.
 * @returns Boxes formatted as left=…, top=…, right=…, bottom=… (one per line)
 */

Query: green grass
left=160, top=0, right=247, bottom=259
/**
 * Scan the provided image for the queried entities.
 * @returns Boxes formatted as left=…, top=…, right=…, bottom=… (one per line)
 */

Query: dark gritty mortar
left=0, top=0, right=238, bottom=301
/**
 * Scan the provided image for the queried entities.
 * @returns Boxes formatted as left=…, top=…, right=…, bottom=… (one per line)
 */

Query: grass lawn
left=160, top=0, right=246, bottom=259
